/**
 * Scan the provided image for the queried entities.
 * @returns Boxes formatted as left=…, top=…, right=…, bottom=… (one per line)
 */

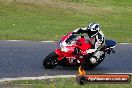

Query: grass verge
left=0, top=0, right=132, bottom=42
left=0, top=77, right=132, bottom=88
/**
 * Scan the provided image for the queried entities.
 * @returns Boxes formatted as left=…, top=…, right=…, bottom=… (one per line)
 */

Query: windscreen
left=65, top=35, right=77, bottom=44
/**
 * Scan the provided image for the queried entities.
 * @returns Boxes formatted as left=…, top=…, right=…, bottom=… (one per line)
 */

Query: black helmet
left=87, top=23, right=100, bottom=38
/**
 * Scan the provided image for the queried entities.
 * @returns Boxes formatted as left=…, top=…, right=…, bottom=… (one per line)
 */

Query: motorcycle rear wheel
left=88, top=53, right=105, bottom=69
left=43, top=52, right=59, bottom=69
left=83, top=53, right=105, bottom=69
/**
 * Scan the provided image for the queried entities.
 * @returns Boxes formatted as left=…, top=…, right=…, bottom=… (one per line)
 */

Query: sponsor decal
left=76, top=74, right=131, bottom=84
left=77, top=67, right=131, bottom=84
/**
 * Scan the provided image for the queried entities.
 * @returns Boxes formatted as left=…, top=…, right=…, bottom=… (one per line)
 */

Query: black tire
left=43, top=52, right=59, bottom=69
left=88, top=53, right=105, bottom=69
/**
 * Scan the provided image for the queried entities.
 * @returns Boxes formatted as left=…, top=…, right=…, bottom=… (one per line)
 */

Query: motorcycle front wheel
left=43, top=52, right=59, bottom=69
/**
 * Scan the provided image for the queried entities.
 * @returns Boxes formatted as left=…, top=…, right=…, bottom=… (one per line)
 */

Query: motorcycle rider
left=72, top=23, right=105, bottom=70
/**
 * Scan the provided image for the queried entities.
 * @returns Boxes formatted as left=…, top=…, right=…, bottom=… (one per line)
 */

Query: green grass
left=0, top=0, right=132, bottom=42
left=0, top=77, right=132, bottom=88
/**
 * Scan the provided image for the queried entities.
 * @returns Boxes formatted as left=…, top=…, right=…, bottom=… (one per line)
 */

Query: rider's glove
left=67, top=32, right=73, bottom=35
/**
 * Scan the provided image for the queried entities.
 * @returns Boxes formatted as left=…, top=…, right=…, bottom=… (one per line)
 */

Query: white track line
left=0, top=75, right=76, bottom=82
left=40, top=41, right=55, bottom=43
left=6, top=40, right=55, bottom=42
left=106, top=73, right=132, bottom=75
left=4, top=40, right=132, bottom=44
left=7, top=40, right=24, bottom=42
left=119, top=43, right=132, bottom=44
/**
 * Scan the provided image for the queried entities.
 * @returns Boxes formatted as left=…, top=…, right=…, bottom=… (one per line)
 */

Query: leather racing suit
left=72, top=27, right=105, bottom=65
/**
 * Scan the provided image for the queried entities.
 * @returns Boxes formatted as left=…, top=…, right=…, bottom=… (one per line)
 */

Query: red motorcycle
left=43, top=33, right=116, bottom=69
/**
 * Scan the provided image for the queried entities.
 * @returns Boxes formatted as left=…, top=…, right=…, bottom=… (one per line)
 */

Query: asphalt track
left=0, top=41, right=132, bottom=79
